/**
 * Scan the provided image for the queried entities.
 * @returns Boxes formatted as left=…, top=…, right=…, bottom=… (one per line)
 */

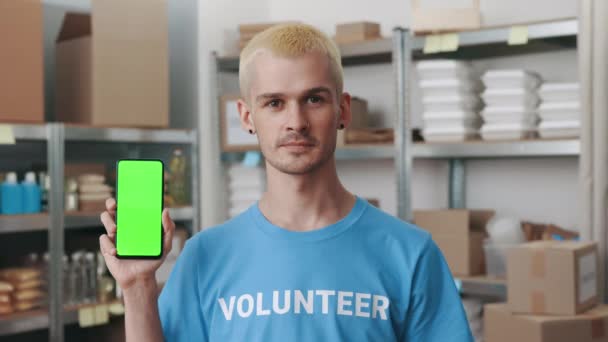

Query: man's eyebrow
left=255, top=93, right=284, bottom=103
left=305, top=87, right=332, bottom=95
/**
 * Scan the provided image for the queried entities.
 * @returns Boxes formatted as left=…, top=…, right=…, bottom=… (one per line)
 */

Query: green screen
left=116, top=160, right=163, bottom=257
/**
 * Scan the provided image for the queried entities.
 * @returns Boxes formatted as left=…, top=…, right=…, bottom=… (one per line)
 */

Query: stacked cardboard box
left=238, top=22, right=292, bottom=51
left=334, top=22, right=381, bottom=44
left=0, top=0, right=44, bottom=123
left=414, top=209, right=494, bottom=276
left=55, top=0, right=169, bottom=128
left=485, top=241, right=603, bottom=342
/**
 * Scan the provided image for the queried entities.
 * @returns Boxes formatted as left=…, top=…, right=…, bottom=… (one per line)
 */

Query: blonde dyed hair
left=239, top=23, right=344, bottom=99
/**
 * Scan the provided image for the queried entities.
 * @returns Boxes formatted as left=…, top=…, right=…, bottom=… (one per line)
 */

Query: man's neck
left=258, top=158, right=356, bottom=232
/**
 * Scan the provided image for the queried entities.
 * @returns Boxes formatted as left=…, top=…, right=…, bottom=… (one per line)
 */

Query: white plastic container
left=423, top=117, right=481, bottom=130
left=481, top=106, right=538, bottom=124
left=419, top=78, right=482, bottom=97
left=423, top=110, right=478, bottom=121
left=423, top=125, right=479, bottom=142
left=538, top=82, right=580, bottom=102
left=483, top=240, right=516, bottom=278
left=481, top=88, right=539, bottom=108
left=422, top=94, right=481, bottom=112
left=416, top=60, right=473, bottom=80
left=482, top=70, right=541, bottom=89
left=481, top=122, right=537, bottom=140
left=538, top=101, right=581, bottom=121
left=540, top=119, right=580, bottom=139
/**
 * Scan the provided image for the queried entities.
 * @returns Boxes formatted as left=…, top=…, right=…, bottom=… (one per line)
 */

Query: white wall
left=199, top=0, right=581, bottom=230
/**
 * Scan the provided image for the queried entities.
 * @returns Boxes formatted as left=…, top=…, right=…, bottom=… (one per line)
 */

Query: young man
left=99, top=24, right=472, bottom=341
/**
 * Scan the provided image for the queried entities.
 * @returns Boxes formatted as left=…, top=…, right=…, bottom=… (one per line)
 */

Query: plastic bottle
left=168, top=149, right=187, bottom=205
left=1, top=172, right=23, bottom=214
left=22, top=172, right=41, bottom=213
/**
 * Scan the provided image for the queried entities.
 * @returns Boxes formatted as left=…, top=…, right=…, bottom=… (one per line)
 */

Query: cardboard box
left=507, top=241, right=599, bottom=315
left=0, top=0, right=44, bottom=123
left=411, top=0, right=577, bottom=34
left=335, top=22, right=381, bottom=44
left=484, top=303, right=608, bottom=342
left=337, top=97, right=369, bottom=146
left=56, top=0, right=169, bottom=128
left=414, top=209, right=494, bottom=276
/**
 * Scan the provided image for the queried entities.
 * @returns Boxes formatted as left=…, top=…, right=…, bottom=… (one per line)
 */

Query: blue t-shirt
left=158, top=197, right=472, bottom=341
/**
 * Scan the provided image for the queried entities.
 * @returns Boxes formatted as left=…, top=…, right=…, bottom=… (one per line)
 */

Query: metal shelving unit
left=0, top=301, right=124, bottom=337
left=1, top=123, right=200, bottom=342
left=393, top=19, right=579, bottom=297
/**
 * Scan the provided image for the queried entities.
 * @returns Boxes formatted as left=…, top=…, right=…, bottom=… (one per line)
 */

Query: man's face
left=239, top=51, right=350, bottom=175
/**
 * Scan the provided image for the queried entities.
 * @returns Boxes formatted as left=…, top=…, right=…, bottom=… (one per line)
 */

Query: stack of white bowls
left=481, top=70, right=542, bottom=140
left=417, top=60, right=483, bottom=142
left=538, top=82, right=581, bottom=138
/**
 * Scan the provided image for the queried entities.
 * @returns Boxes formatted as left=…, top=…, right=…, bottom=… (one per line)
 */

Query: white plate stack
left=538, top=82, right=580, bottom=139
left=228, top=165, right=265, bottom=218
left=416, top=60, right=483, bottom=142
left=480, top=70, right=542, bottom=140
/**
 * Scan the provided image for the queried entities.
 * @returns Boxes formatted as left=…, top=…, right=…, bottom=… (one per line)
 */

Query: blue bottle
left=22, top=171, right=41, bottom=214
left=1, top=172, right=23, bottom=215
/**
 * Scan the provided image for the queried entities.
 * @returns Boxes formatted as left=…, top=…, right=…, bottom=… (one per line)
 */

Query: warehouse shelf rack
left=0, top=300, right=124, bottom=337
left=0, top=123, right=200, bottom=342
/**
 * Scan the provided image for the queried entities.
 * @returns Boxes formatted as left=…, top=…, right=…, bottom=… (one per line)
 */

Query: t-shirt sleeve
left=158, top=238, right=208, bottom=341
left=403, top=236, right=473, bottom=342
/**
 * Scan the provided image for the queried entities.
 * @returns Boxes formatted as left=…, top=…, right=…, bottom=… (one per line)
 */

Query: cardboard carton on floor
left=335, top=22, right=381, bottom=44
left=414, top=209, right=494, bottom=276
left=507, top=240, right=599, bottom=316
left=484, top=303, right=608, bottom=342
left=55, top=0, right=169, bottom=128
left=0, top=0, right=44, bottom=123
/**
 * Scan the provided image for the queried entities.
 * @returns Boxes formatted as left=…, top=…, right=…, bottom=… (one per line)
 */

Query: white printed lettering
left=372, top=295, right=389, bottom=320
left=294, top=290, right=314, bottom=314
left=315, top=290, right=336, bottom=314
left=355, top=293, right=371, bottom=318
left=218, top=296, right=236, bottom=321
left=256, top=292, right=270, bottom=316
left=272, top=290, right=291, bottom=314
left=237, top=294, right=254, bottom=318
left=337, top=291, right=354, bottom=316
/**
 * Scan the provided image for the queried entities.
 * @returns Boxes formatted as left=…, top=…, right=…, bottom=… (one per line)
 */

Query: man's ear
left=338, top=92, right=352, bottom=129
left=237, top=99, right=256, bottom=134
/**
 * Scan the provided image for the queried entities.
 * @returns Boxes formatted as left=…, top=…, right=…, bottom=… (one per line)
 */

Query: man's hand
left=99, top=198, right=175, bottom=291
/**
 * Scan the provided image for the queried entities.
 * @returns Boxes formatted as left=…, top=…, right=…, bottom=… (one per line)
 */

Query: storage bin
left=482, top=70, right=541, bottom=89
left=423, top=94, right=481, bottom=112
left=481, top=88, right=539, bottom=108
left=538, top=82, right=580, bottom=102
left=416, top=60, right=473, bottom=80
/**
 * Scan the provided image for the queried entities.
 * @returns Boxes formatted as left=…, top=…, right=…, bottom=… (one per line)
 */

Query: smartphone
left=115, top=159, right=164, bottom=259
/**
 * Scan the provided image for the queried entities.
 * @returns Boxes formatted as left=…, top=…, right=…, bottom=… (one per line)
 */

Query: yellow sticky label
left=95, top=304, right=109, bottom=325
left=108, top=302, right=125, bottom=316
left=0, top=125, right=15, bottom=145
left=508, top=26, right=529, bottom=45
left=423, top=35, right=442, bottom=54
left=78, top=307, right=95, bottom=328
left=440, top=33, right=459, bottom=52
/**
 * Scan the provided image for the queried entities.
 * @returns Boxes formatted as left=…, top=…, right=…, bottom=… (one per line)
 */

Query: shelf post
left=394, top=28, right=413, bottom=221
left=47, top=123, right=65, bottom=342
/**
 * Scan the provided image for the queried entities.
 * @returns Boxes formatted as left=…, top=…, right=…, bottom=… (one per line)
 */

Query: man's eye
left=308, top=96, right=323, bottom=104
left=268, top=99, right=281, bottom=108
